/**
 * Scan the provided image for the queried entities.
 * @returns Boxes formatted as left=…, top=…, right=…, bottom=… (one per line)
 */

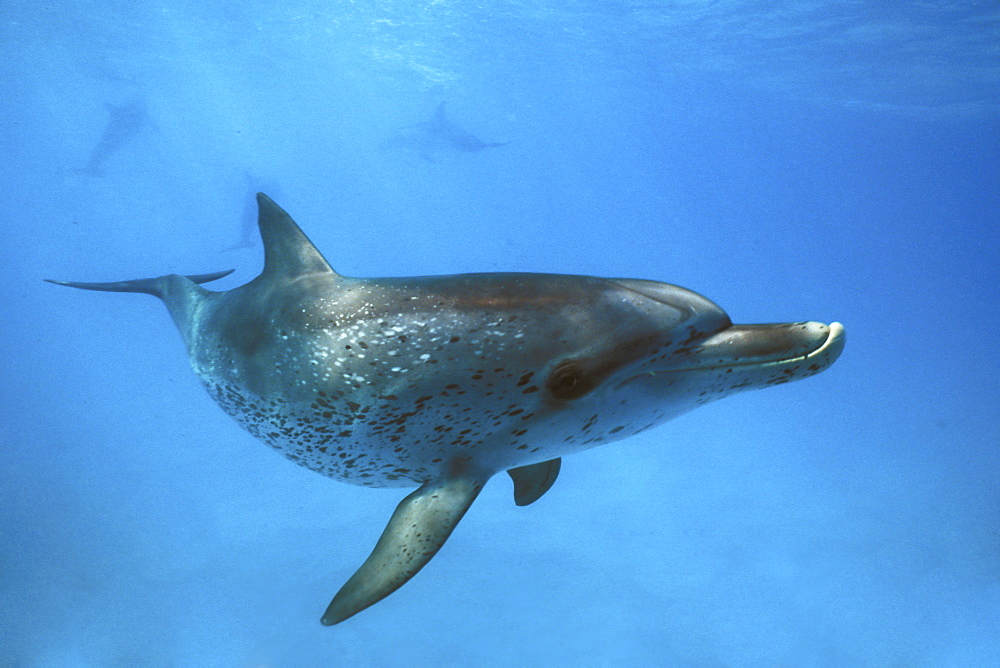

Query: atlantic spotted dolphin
left=385, top=102, right=508, bottom=160
left=424, top=101, right=508, bottom=152
left=75, top=101, right=151, bottom=177
left=47, top=194, right=845, bottom=625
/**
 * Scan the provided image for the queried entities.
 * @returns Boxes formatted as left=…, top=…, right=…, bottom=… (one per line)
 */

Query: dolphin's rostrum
left=47, top=194, right=845, bottom=625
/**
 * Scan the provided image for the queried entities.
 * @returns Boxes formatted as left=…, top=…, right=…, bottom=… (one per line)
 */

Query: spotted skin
left=47, top=193, right=845, bottom=625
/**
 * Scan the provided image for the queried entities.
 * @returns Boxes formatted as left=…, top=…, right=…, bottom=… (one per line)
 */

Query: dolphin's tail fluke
left=44, top=269, right=234, bottom=297
left=45, top=269, right=235, bottom=344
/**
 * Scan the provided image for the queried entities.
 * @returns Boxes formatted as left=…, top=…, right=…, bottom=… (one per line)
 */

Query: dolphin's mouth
left=771, top=321, right=844, bottom=367
left=691, top=321, right=846, bottom=371
left=620, top=321, right=845, bottom=386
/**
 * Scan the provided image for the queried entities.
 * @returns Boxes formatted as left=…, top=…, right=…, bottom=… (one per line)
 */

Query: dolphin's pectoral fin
left=321, top=472, right=487, bottom=625
left=507, top=458, right=561, bottom=506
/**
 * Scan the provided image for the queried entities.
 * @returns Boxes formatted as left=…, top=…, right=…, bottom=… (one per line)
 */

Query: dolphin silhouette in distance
left=221, top=174, right=282, bottom=252
left=385, top=102, right=508, bottom=160
left=75, top=101, right=152, bottom=177
left=46, top=193, right=845, bottom=625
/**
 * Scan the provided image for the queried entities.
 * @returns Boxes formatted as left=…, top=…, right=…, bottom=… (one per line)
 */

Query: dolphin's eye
left=546, top=360, right=594, bottom=400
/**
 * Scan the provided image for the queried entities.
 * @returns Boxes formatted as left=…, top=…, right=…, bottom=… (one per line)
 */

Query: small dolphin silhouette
left=76, top=101, right=151, bottom=177
left=47, top=194, right=845, bottom=625
left=221, top=176, right=282, bottom=252
left=385, top=102, right=508, bottom=160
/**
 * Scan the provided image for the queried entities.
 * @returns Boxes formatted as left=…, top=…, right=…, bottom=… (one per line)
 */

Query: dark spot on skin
left=681, top=327, right=705, bottom=346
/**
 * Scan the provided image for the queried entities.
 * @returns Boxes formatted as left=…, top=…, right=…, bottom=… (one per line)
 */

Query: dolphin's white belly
left=190, top=316, right=568, bottom=486
left=190, top=312, right=691, bottom=487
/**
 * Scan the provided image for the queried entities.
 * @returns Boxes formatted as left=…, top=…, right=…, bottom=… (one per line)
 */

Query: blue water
left=2, top=1, right=998, bottom=664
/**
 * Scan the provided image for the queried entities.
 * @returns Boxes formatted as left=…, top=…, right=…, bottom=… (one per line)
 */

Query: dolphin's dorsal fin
left=256, top=193, right=338, bottom=279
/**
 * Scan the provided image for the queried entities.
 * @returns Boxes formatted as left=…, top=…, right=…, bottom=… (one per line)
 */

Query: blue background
left=2, top=2, right=998, bottom=665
